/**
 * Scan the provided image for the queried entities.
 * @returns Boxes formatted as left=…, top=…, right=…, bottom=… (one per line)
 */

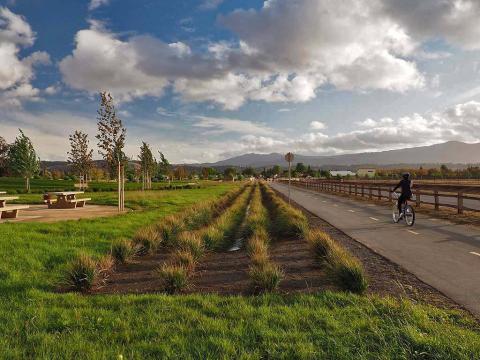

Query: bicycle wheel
left=404, top=205, right=415, bottom=226
left=392, top=203, right=400, bottom=223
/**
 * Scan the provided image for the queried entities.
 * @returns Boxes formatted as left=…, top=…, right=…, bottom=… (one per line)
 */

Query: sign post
left=285, top=152, right=294, bottom=204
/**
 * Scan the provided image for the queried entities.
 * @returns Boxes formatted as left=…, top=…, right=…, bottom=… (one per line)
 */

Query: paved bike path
left=271, top=182, right=480, bottom=317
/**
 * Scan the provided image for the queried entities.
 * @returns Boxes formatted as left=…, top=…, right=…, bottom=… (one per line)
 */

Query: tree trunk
left=25, top=177, right=30, bottom=192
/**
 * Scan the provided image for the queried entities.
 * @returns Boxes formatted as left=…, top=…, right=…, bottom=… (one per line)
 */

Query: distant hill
left=196, top=141, right=480, bottom=169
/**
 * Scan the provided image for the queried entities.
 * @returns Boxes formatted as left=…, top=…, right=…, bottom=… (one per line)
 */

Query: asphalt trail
left=271, top=182, right=480, bottom=317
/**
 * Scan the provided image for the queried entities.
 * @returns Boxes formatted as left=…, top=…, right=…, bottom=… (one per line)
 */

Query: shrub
left=183, top=204, right=213, bottom=230
left=156, top=263, right=189, bottom=294
left=111, top=239, right=134, bottom=263
left=64, top=253, right=98, bottom=292
left=132, top=226, right=161, bottom=255
left=249, top=262, right=283, bottom=293
left=171, top=250, right=197, bottom=273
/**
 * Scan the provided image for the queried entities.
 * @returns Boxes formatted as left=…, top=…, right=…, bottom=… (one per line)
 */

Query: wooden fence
left=278, top=179, right=480, bottom=214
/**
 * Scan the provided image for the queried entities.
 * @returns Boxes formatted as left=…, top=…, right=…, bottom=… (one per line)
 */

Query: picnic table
left=44, top=191, right=91, bottom=209
left=0, top=191, right=6, bottom=194
left=0, top=195, right=29, bottom=219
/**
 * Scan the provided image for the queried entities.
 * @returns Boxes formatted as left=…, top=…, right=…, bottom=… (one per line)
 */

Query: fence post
left=349, top=184, right=352, bottom=195
left=388, top=190, right=392, bottom=202
left=416, top=189, right=421, bottom=208
left=458, top=192, right=464, bottom=214
left=434, top=190, right=439, bottom=211
left=369, top=187, right=372, bottom=199
left=378, top=188, right=381, bottom=200
left=355, top=185, right=358, bottom=196
left=361, top=185, right=365, bottom=197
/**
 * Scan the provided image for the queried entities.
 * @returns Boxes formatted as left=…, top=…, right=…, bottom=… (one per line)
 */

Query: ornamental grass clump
left=156, top=216, right=184, bottom=248
left=111, top=238, right=134, bottom=263
left=260, top=183, right=308, bottom=239
left=171, top=249, right=197, bottom=273
left=176, top=232, right=205, bottom=260
left=64, top=253, right=98, bottom=292
left=156, top=263, right=189, bottom=294
left=132, top=225, right=161, bottom=255
left=327, top=247, right=368, bottom=294
left=305, top=228, right=368, bottom=294
left=249, top=262, right=283, bottom=293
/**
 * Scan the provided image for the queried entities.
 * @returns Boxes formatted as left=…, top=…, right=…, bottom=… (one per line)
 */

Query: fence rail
left=278, top=179, right=480, bottom=214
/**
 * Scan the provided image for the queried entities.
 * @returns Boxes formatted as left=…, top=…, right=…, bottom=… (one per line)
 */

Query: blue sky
left=1, top=0, right=480, bottom=163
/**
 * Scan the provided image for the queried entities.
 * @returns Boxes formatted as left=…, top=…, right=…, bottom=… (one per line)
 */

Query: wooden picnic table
left=0, top=191, right=6, bottom=194
left=45, top=191, right=91, bottom=209
left=0, top=195, right=28, bottom=219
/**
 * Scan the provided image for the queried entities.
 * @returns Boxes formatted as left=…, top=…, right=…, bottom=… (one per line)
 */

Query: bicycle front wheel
left=392, top=203, right=400, bottom=223
left=404, top=205, right=415, bottom=226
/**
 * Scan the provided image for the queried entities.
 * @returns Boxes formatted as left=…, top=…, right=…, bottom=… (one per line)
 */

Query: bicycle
left=391, top=192, right=415, bottom=226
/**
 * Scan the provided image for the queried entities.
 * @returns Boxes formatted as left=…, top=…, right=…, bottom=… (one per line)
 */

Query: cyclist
left=391, top=173, right=413, bottom=219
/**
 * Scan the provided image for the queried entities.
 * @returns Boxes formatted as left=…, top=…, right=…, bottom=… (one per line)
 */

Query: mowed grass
left=0, top=182, right=480, bottom=358
left=0, top=176, right=205, bottom=194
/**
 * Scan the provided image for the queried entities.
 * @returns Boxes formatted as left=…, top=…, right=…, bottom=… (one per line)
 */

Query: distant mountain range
left=41, top=141, right=480, bottom=172
left=194, top=141, right=480, bottom=169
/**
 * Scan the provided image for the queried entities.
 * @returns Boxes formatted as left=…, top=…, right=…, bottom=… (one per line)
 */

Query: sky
left=0, top=0, right=480, bottom=163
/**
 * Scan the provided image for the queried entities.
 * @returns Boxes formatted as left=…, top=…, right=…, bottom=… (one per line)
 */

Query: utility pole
left=285, top=152, right=294, bottom=204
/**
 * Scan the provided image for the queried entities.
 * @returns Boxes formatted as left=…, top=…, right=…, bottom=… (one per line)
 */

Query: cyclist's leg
left=397, top=194, right=404, bottom=214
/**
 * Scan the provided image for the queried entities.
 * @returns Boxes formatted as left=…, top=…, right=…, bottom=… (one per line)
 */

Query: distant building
left=330, top=170, right=356, bottom=177
left=357, top=168, right=376, bottom=178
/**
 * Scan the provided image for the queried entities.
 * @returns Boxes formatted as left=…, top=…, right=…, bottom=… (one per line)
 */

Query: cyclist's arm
left=392, top=181, right=401, bottom=192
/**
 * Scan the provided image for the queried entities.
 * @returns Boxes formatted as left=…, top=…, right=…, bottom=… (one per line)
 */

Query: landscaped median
left=64, top=183, right=251, bottom=292
left=260, top=181, right=368, bottom=294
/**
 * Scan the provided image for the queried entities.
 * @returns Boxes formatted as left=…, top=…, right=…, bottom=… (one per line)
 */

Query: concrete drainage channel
left=228, top=203, right=251, bottom=252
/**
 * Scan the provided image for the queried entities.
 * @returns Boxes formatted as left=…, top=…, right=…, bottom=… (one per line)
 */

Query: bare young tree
left=95, top=92, right=127, bottom=211
left=68, top=130, right=93, bottom=188
left=138, top=142, right=156, bottom=190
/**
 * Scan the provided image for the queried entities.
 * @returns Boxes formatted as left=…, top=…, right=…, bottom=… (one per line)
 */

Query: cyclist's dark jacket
left=393, top=179, right=412, bottom=197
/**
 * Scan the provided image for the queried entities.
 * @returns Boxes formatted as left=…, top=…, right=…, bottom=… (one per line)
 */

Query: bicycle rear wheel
left=404, top=205, right=415, bottom=226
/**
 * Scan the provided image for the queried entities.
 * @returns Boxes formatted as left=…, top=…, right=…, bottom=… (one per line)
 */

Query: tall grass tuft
left=249, top=262, right=283, bottom=292
left=111, top=239, right=134, bottom=263
left=171, top=250, right=197, bottom=273
left=175, top=232, right=205, bottom=260
left=260, top=182, right=308, bottom=239
left=64, top=253, right=98, bottom=292
left=156, top=216, right=184, bottom=247
left=132, top=226, right=161, bottom=255
left=156, top=263, right=189, bottom=294
left=305, top=228, right=368, bottom=294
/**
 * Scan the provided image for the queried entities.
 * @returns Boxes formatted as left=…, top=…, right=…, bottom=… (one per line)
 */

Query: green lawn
left=0, top=176, right=207, bottom=194
left=1, top=182, right=479, bottom=359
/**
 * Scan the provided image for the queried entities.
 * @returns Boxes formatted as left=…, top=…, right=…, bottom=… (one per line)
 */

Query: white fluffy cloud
left=88, top=0, right=110, bottom=11
left=58, top=0, right=480, bottom=109
left=224, top=101, right=480, bottom=156
left=193, top=116, right=275, bottom=136
left=0, top=7, right=50, bottom=107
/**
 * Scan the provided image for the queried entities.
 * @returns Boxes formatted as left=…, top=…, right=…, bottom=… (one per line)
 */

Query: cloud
left=88, top=0, right=109, bottom=11
left=199, top=0, right=223, bottom=10
left=192, top=116, right=275, bottom=136
left=59, top=1, right=480, bottom=110
left=229, top=101, right=480, bottom=157
left=0, top=7, right=50, bottom=108
left=310, top=121, right=326, bottom=130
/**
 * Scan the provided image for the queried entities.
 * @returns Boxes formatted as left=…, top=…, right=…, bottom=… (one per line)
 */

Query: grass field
left=0, top=176, right=203, bottom=194
left=1, top=182, right=480, bottom=358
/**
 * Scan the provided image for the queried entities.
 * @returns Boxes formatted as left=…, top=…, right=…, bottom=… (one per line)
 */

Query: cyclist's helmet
left=402, top=172, right=410, bottom=180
